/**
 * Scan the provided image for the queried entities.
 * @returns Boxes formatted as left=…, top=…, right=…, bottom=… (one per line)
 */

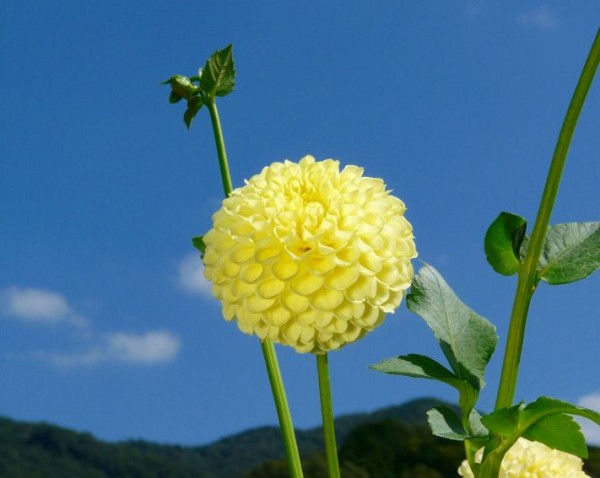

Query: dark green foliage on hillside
left=248, top=420, right=463, bottom=478
left=1, top=398, right=598, bottom=477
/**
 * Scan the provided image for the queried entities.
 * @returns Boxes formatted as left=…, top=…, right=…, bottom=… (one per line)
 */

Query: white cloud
left=516, top=6, right=559, bottom=31
left=176, top=253, right=213, bottom=297
left=577, top=392, right=600, bottom=445
left=0, top=286, right=86, bottom=326
left=41, top=330, right=181, bottom=367
left=106, top=331, right=180, bottom=364
left=2, top=286, right=180, bottom=367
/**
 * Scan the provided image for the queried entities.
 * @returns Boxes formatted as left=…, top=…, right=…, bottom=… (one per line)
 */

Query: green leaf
left=538, top=222, right=600, bottom=284
left=169, top=91, right=183, bottom=104
left=483, top=397, right=600, bottom=459
left=183, top=96, right=204, bottom=129
left=200, top=44, right=235, bottom=99
left=482, top=404, right=522, bottom=438
left=468, top=409, right=489, bottom=438
left=522, top=414, right=587, bottom=458
left=427, top=406, right=467, bottom=441
left=372, top=353, right=480, bottom=419
left=484, top=212, right=527, bottom=276
left=406, top=264, right=498, bottom=390
left=192, top=236, right=206, bottom=255
left=371, top=354, right=460, bottom=388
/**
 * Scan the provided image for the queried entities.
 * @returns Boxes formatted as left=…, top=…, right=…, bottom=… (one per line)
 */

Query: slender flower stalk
left=205, top=98, right=304, bottom=478
left=494, top=29, right=600, bottom=413
left=316, top=354, right=341, bottom=478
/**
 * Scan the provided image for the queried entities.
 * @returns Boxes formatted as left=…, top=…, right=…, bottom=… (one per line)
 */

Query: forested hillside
left=0, top=398, right=598, bottom=477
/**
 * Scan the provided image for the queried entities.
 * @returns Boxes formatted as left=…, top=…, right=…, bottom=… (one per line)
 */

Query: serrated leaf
left=192, top=236, right=206, bottom=255
left=484, top=212, right=527, bottom=276
left=407, top=264, right=498, bottom=390
left=481, top=404, right=522, bottom=438
left=200, top=44, right=235, bottom=99
left=372, top=353, right=480, bottom=419
left=483, top=397, right=600, bottom=459
left=428, top=406, right=468, bottom=441
left=522, top=414, right=587, bottom=458
left=522, top=396, right=600, bottom=428
left=538, top=222, right=600, bottom=284
left=371, top=354, right=460, bottom=387
left=183, top=96, right=204, bottom=129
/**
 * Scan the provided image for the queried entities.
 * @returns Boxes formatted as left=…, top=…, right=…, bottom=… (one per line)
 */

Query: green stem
left=206, top=100, right=234, bottom=196
left=205, top=98, right=303, bottom=477
left=262, top=341, right=304, bottom=478
left=316, top=354, right=341, bottom=478
left=495, top=28, right=600, bottom=411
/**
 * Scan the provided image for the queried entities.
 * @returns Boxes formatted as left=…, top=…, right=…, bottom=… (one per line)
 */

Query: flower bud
left=164, top=75, right=199, bottom=100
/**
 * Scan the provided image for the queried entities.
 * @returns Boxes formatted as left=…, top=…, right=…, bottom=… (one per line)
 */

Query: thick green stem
left=205, top=99, right=303, bottom=477
left=317, top=354, right=341, bottom=478
left=495, top=29, right=600, bottom=410
left=262, top=341, right=304, bottom=478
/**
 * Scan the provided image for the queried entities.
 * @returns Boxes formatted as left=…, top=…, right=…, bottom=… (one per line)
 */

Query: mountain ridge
left=1, top=398, right=598, bottom=477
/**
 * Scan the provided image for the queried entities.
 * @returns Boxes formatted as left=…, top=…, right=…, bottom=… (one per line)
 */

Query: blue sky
left=1, top=1, right=599, bottom=447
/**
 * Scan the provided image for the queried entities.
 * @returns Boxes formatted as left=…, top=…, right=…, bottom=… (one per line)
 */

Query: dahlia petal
left=312, top=289, right=344, bottom=311
left=299, top=324, right=316, bottom=342
left=306, top=255, right=336, bottom=275
left=223, top=261, right=240, bottom=278
left=223, top=303, right=236, bottom=321
left=290, top=273, right=324, bottom=296
left=246, top=296, right=275, bottom=313
left=283, top=322, right=302, bottom=343
left=255, top=245, right=281, bottom=262
left=272, top=259, right=299, bottom=280
left=281, top=291, right=309, bottom=313
left=324, top=266, right=359, bottom=290
left=346, top=276, right=377, bottom=302
left=240, top=263, right=264, bottom=283
left=315, top=311, right=334, bottom=328
left=257, top=278, right=286, bottom=299
left=265, top=304, right=292, bottom=326
left=231, top=245, right=255, bottom=263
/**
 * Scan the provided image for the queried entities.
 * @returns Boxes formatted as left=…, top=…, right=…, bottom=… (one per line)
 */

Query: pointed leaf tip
left=407, top=264, right=498, bottom=391
left=200, top=44, right=236, bottom=99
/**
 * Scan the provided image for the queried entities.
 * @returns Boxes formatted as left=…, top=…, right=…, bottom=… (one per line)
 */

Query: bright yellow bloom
left=203, top=155, right=416, bottom=353
left=458, top=438, right=590, bottom=478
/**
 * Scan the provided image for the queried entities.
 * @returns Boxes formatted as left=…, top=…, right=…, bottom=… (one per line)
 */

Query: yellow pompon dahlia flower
left=458, top=438, right=590, bottom=478
left=203, top=155, right=416, bottom=353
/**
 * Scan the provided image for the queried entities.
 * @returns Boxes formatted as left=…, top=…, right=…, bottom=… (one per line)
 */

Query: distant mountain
left=0, top=398, right=598, bottom=478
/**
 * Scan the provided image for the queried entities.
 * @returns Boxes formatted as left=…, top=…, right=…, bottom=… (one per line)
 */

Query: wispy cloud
left=1, top=286, right=180, bottom=367
left=176, top=253, right=213, bottom=298
left=516, top=5, right=559, bottom=31
left=42, top=331, right=180, bottom=367
left=577, top=392, right=600, bottom=445
left=0, top=286, right=87, bottom=326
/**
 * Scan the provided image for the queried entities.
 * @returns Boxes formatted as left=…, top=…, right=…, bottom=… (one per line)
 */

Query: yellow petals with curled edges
left=203, top=155, right=417, bottom=353
left=458, top=438, right=590, bottom=478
